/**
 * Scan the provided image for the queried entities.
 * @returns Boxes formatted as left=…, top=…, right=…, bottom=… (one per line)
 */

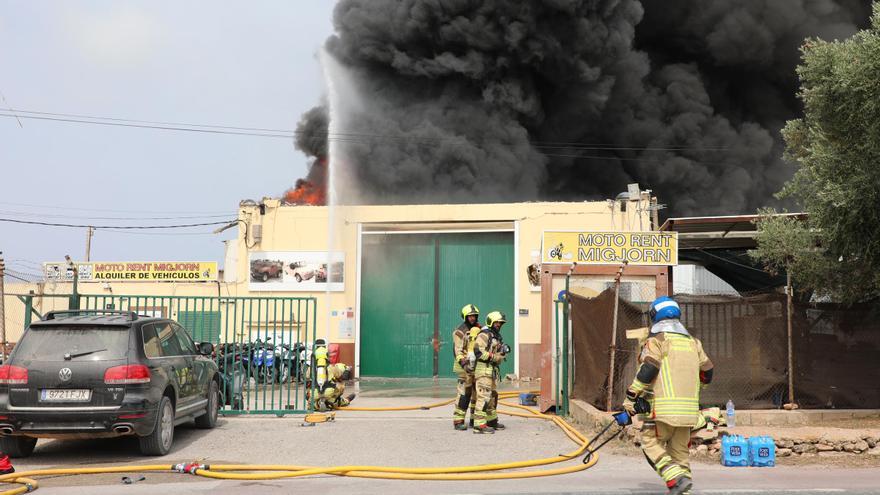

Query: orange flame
left=284, top=158, right=327, bottom=206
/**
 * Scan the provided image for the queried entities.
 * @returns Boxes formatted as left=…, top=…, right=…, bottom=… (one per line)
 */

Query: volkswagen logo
left=59, top=368, right=72, bottom=382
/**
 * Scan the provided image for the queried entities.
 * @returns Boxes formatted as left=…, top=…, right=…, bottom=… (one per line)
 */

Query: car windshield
left=14, top=326, right=130, bottom=361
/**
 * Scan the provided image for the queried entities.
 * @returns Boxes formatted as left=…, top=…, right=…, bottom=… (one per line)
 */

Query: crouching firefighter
left=453, top=304, right=481, bottom=430
left=314, top=363, right=355, bottom=411
left=472, top=311, right=510, bottom=434
left=624, top=296, right=714, bottom=495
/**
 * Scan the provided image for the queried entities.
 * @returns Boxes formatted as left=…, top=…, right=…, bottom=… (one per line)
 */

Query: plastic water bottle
left=726, top=399, right=736, bottom=428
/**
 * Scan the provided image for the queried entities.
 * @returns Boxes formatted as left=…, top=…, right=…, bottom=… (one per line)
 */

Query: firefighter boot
left=453, top=420, right=467, bottom=431
left=469, top=408, right=475, bottom=428
left=473, top=424, right=495, bottom=434
left=666, top=475, right=693, bottom=495
left=487, top=419, right=506, bottom=430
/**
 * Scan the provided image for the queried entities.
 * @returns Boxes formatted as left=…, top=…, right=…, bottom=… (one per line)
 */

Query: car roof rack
left=44, top=309, right=139, bottom=321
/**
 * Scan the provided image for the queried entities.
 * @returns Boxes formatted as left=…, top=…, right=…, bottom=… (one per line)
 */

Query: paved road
left=7, top=398, right=878, bottom=494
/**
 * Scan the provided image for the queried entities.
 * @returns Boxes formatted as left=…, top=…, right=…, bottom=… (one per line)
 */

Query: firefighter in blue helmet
left=624, top=296, right=714, bottom=495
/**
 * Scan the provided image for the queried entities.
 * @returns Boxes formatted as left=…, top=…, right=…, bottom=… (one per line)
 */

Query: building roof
left=659, top=213, right=807, bottom=250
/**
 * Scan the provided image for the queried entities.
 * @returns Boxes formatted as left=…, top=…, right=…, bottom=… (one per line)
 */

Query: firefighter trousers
left=453, top=372, right=476, bottom=422
left=473, top=374, right=498, bottom=427
left=640, top=420, right=692, bottom=485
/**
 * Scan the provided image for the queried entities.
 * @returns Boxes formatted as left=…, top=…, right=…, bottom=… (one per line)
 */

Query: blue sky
left=0, top=1, right=335, bottom=278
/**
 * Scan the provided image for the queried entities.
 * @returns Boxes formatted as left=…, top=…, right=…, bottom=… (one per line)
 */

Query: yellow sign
left=44, top=262, right=218, bottom=282
left=542, top=231, right=678, bottom=266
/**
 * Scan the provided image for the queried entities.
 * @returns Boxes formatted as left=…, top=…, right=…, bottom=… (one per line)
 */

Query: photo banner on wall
left=249, top=251, right=344, bottom=292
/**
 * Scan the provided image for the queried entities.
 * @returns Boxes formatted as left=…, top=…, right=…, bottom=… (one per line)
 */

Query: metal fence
left=7, top=293, right=317, bottom=415
left=565, top=288, right=880, bottom=411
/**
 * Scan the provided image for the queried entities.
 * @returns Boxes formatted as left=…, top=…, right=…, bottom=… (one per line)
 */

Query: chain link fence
left=569, top=288, right=880, bottom=411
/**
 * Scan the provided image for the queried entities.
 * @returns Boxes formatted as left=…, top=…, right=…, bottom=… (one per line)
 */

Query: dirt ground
left=571, top=418, right=880, bottom=468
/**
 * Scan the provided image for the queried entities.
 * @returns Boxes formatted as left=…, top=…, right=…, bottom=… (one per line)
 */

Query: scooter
left=251, top=339, right=277, bottom=384
left=217, top=346, right=245, bottom=410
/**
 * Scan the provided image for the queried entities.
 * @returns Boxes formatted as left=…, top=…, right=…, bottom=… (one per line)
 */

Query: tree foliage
left=752, top=3, right=880, bottom=303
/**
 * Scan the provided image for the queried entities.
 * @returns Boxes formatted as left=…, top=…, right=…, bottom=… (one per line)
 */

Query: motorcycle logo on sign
left=59, top=368, right=73, bottom=382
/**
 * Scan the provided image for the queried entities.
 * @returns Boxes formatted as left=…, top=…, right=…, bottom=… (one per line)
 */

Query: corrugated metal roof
left=660, top=213, right=806, bottom=250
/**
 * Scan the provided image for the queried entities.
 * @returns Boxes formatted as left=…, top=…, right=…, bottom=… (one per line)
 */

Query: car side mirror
left=197, top=342, right=214, bottom=356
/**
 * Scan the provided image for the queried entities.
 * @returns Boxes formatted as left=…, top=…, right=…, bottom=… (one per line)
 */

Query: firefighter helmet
left=649, top=296, right=681, bottom=323
left=461, top=304, right=480, bottom=320
left=486, top=311, right=507, bottom=328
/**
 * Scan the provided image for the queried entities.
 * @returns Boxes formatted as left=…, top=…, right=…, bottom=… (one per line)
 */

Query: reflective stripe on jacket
left=643, top=332, right=711, bottom=427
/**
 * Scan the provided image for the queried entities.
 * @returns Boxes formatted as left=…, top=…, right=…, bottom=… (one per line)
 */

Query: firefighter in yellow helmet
left=315, top=363, right=355, bottom=411
left=472, top=311, right=509, bottom=434
left=452, top=304, right=481, bottom=430
left=624, top=297, right=714, bottom=495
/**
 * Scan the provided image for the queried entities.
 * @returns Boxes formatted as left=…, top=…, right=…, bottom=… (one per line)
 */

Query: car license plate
left=40, top=389, right=91, bottom=402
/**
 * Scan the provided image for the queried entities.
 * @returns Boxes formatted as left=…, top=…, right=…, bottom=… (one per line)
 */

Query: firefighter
left=624, top=296, right=714, bottom=495
left=316, top=363, right=356, bottom=411
left=453, top=304, right=481, bottom=430
left=472, top=311, right=510, bottom=434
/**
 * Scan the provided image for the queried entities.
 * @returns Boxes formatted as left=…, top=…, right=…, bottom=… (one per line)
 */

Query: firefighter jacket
left=452, top=322, right=473, bottom=374
left=628, top=326, right=713, bottom=427
left=322, top=363, right=348, bottom=400
left=473, top=327, right=506, bottom=378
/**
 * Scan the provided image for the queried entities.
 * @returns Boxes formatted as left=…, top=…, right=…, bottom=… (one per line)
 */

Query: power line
left=0, top=209, right=235, bottom=221
left=1, top=108, right=730, bottom=152
left=0, top=218, right=234, bottom=229
left=0, top=200, right=233, bottom=215
left=0, top=113, right=293, bottom=139
left=98, top=229, right=219, bottom=237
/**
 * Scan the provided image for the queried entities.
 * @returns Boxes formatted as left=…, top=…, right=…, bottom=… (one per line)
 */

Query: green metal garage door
left=360, top=232, right=514, bottom=378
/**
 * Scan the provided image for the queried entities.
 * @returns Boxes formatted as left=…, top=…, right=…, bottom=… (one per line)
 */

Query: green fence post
left=561, top=276, right=571, bottom=416
left=23, top=295, right=33, bottom=331
left=554, top=300, right=560, bottom=414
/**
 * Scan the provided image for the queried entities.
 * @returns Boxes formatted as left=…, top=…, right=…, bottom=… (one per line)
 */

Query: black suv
left=0, top=310, right=220, bottom=457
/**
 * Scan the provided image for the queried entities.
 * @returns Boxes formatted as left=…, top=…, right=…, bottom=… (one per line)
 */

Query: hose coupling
left=174, top=462, right=208, bottom=474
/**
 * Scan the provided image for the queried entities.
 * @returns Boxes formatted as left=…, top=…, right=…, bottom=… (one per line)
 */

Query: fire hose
left=0, top=391, right=608, bottom=493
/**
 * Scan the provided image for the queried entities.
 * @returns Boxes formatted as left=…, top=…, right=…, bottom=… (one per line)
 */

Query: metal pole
left=786, top=271, right=796, bottom=407
left=606, top=261, right=627, bottom=411
left=562, top=263, right=575, bottom=416
left=65, top=255, right=80, bottom=310
left=0, top=253, right=7, bottom=362
left=85, top=227, right=94, bottom=262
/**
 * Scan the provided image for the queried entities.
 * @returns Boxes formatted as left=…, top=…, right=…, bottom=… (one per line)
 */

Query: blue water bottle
left=726, top=399, right=736, bottom=428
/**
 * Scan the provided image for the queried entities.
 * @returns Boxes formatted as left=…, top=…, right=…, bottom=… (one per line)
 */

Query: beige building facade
left=3, top=196, right=664, bottom=383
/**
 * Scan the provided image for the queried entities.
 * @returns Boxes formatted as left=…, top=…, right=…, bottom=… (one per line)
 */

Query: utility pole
left=0, top=252, right=6, bottom=362
left=85, top=227, right=94, bottom=262
left=65, top=255, right=80, bottom=310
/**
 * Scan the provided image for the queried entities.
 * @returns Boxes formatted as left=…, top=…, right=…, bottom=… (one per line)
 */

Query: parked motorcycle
left=216, top=344, right=245, bottom=410
left=251, top=338, right=277, bottom=384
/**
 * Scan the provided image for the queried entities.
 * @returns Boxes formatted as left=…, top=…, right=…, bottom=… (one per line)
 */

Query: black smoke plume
left=294, top=0, right=872, bottom=215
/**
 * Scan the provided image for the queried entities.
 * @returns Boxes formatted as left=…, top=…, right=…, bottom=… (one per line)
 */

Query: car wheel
left=294, top=273, right=302, bottom=283
left=261, top=273, right=268, bottom=282
left=0, top=436, right=37, bottom=458
left=139, top=396, right=174, bottom=456
left=195, top=380, right=219, bottom=429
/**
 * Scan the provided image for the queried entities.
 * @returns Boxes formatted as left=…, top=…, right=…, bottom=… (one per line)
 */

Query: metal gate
left=14, top=293, right=317, bottom=415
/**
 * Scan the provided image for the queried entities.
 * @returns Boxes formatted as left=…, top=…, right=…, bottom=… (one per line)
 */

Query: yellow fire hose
left=0, top=391, right=600, bottom=493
